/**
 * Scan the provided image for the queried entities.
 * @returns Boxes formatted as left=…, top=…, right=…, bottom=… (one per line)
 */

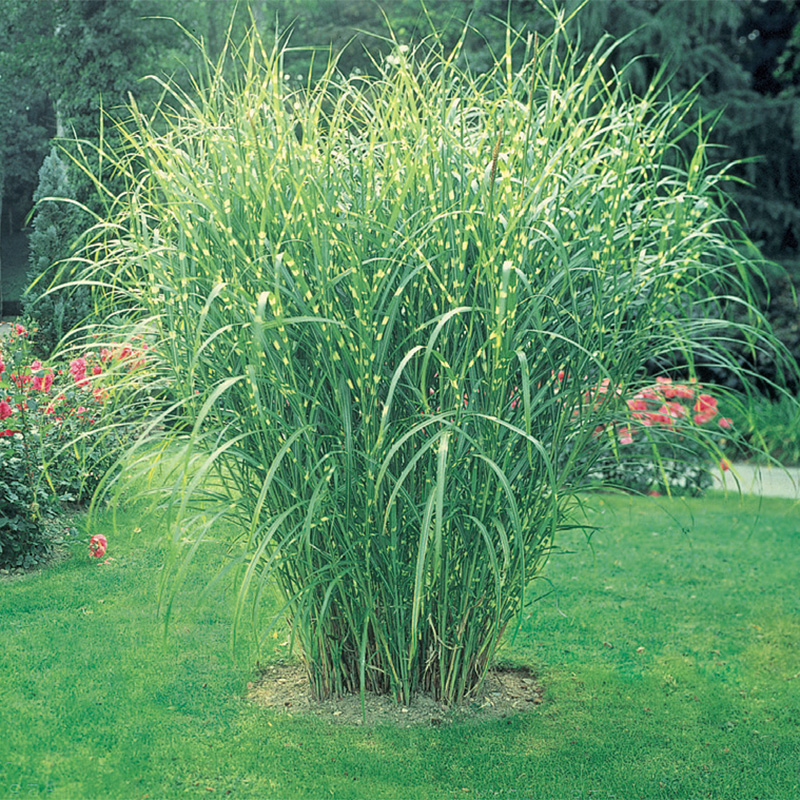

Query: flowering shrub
left=0, top=434, right=52, bottom=570
left=0, top=324, right=149, bottom=569
left=587, top=377, right=734, bottom=496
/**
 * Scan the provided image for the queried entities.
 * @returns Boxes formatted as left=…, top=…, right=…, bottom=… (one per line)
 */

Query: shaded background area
left=1, top=0, right=798, bottom=377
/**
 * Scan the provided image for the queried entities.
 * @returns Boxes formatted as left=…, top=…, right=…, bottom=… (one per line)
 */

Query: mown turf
left=1, top=492, right=798, bottom=799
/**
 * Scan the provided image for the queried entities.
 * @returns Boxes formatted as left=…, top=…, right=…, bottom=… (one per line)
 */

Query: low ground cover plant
left=69, top=16, right=794, bottom=707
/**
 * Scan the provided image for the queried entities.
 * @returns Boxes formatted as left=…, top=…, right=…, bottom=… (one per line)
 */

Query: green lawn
left=1, top=492, right=798, bottom=799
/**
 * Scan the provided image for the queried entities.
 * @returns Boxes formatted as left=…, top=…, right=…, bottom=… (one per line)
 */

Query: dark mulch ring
left=247, top=661, right=544, bottom=727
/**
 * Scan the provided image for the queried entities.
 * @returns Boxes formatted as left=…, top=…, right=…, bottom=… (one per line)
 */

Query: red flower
left=662, top=383, right=695, bottom=400
left=693, top=394, right=717, bottom=415
left=662, top=402, right=686, bottom=418
left=89, top=534, right=108, bottom=558
left=718, top=417, right=733, bottom=430
left=69, top=358, right=88, bottom=386
left=693, top=394, right=718, bottom=424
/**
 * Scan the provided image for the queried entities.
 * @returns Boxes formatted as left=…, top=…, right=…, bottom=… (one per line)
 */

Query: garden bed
left=247, top=661, right=543, bottom=728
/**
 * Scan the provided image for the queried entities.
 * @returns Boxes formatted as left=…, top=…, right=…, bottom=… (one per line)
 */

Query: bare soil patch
left=247, top=661, right=544, bottom=727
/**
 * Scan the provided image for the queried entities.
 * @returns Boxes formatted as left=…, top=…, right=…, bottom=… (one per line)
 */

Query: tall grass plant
left=71, top=16, right=792, bottom=705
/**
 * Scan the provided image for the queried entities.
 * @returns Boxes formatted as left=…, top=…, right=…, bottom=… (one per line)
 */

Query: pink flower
left=618, top=426, right=634, bottom=445
left=662, top=383, right=695, bottom=400
left=693, top=394, right=717, bottom=417
left=0, top=400, right=13, bottom=421
left=70, top=358, right=88, bottom=385
left=643, top=409, right=675, bottom=427
left=89, top=534, right=108, bottom=558
left=31, top=369, right=53, bottom=393
left=14, top=324, right=26, bottom=336
left=662, top=401, right=687, bottom=419
left=672, top=384, right=696, bottom=399
left=718, top=417, right=733, bottom=430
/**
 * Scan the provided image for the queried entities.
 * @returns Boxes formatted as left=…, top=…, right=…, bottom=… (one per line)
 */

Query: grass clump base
left=247, top=660, right=543, bottom=727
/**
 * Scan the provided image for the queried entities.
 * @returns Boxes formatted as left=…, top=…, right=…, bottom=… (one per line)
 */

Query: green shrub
left=23, top=148, right=92, bottom=358
left=0, top=322, right=150, bottom=537
left=74, top=19, right=794, bottom=706
left=730, top=393, right=800, bottom=466
left=0, top=436, right=52, bottom=571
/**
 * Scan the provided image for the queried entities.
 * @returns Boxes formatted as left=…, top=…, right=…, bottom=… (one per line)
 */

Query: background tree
left=23, top=148, right=89, bottom=356
left=0, top=1, right=55, bottom=315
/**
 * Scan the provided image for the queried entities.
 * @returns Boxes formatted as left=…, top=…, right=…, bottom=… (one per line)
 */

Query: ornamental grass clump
left=74, top=19, right=791, bottom=706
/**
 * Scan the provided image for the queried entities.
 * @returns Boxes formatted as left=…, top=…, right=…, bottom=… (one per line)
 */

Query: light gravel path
left=712, top=463, right=800, bottom=500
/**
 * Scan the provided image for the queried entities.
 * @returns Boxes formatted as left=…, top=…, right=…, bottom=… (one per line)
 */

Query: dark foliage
left=22, top=149, right=91, bottom=357
left=0, top=440, right=52, bottom=571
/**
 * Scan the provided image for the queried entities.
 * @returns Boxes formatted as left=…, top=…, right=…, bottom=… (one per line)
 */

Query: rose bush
left=583, top=376, right=735, bottom=496
left=0, top=324, right=149, bottom=569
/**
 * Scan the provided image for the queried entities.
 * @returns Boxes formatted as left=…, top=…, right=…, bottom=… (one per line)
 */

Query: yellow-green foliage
left=74, top=16, right=789, bottom=706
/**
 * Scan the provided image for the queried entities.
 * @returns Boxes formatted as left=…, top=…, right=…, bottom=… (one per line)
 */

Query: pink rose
left=89, top=534, right=108, bottom=558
